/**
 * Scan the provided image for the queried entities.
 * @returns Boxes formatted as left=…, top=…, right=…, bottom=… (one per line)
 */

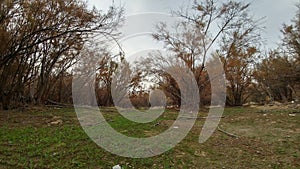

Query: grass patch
left=0, top=107, right=299, bottom=168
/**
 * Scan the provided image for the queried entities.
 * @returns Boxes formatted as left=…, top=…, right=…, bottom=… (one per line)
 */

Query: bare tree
left=149, top=0, right=259, bottom=105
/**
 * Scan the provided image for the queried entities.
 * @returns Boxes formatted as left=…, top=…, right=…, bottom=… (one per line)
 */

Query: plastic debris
left=112, top=164, right=121, bottom=169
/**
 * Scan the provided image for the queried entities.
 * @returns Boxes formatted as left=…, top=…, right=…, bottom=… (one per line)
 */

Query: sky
left=88, top=0, right=299, bottom=59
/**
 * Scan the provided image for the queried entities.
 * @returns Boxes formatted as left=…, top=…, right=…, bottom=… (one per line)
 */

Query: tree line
left=0, top=0, right=122, bottom=109
left=0, top=0, right=299, bottom=110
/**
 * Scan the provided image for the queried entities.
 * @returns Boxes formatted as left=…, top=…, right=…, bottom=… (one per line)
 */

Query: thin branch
left=217, top=126, right=239, bottom=138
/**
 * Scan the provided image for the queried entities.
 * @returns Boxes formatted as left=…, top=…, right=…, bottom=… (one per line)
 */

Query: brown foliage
left=0, top=0, right=122, bottom=109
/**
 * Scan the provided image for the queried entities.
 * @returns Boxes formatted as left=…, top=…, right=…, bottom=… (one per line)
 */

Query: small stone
left=50, top=119, right=63, bottom=125
left=52, top=116, right=62, bottom=120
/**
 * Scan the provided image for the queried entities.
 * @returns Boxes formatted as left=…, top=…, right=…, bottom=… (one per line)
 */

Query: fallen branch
left=217, top=126, right=239, bottom=138
left=0, top=143, right=19, bottom=146
left=46, top=99, right=73, bottom=108
left=179, top=116, right=225, bottom=120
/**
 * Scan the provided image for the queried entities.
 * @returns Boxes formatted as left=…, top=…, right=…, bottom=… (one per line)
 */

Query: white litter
left=112, top=164, right=121, bottom=169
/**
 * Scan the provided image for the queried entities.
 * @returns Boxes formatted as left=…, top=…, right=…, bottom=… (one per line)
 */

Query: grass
left=0, top=106, right=299, bottom=168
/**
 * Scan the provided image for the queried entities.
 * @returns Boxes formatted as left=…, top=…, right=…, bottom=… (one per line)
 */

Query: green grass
left=0, top=107, right=299, bottom=168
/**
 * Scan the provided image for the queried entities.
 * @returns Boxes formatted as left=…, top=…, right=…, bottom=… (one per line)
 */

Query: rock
left=243, top=102, right=259, bottom=107
left=288, top=114, right=296, bottom=117
left=52, top=116, right=62, bottom=120
left=50, top=119, right=63, bottom=125
left=154, top=122, right=160, bottom=126
left=194, top=150, right=206, bottom=157
left=274, top=101, right=282, bottom=106
left=250, top=105, right=258, bottom=108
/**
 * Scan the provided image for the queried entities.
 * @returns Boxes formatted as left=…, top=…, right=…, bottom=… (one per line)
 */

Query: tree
left=149, top=0, right=260, bottom=105
left=0, top=0, right=123, bottom=109
left=254, top=51, right=295, bottom=102
left=281, top=3, right=300, bottom=98
left=217, top=12, right=263, bottom=106
left=254, top=4, right=300, bottom=103
left=282, top=4, right=300, bottom=60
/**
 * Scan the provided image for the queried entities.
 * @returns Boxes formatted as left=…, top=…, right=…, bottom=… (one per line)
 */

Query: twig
left=148, top=148, right=155, bottom=156
left=217, top=126, right=239, bottom=138
left=179, top=116, right=225, bottom=120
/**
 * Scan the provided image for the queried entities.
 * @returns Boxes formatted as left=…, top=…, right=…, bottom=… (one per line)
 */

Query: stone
left=50, top=119, right=63, bottom=125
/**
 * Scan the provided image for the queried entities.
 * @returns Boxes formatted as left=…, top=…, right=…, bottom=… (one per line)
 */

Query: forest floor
left=0, top=106, right=299, bottom=169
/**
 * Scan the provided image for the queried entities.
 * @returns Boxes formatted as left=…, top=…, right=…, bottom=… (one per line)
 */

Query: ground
left=0, top=106, right=299, bottom=168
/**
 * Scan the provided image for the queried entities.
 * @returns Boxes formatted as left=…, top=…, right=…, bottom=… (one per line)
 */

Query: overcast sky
left=88, top=0, right=299, bottom=57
